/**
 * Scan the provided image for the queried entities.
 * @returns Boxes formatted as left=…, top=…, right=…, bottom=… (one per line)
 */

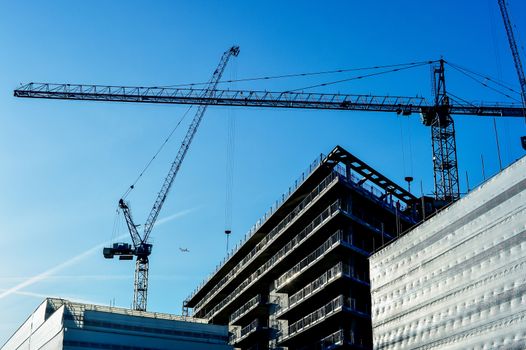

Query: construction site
left=1, top=1, right=526, bottom=350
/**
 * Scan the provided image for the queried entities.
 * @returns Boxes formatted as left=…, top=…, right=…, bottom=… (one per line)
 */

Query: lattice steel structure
left=100, top=46, right=240, bottom=311
left=498, top=0, right=526, bottom=109
left=425, top=60, right=460, bottom=201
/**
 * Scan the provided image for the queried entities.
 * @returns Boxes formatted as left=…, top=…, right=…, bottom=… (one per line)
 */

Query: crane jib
left=14, top=83, right=524, bottom=118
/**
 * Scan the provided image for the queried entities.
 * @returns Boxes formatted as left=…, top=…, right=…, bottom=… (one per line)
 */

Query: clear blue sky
left=1, top=0, right=525, bottom=343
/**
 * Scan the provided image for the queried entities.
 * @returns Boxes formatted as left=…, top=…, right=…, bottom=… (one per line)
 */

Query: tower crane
left=14, top=59, right=524, bottom=204
left=498, top=0, right=526, bottom=109
left=498, top=0, right=526, bottom=150
left=100, top=45, right=239, bottom=311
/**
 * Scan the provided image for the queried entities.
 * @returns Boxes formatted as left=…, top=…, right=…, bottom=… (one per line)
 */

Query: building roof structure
left=2, top=298, right=232, bottom=350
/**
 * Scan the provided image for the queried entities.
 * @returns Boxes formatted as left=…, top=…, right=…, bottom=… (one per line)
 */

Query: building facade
left=2, top=298, right=231, bottom=350
left=369, top=155, right=526, bottom=349
left=185, top=146, right=419, bottom=350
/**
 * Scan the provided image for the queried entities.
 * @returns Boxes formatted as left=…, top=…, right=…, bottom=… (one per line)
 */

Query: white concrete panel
left=31, top=299, right=49, bottom=329
left=30, top=305, right=64, bottom=350
left=1, top=317, right=32, bottom=350
left=1, top=299, right=50, bottom=350
left=39, top=330, right=63, bottom=350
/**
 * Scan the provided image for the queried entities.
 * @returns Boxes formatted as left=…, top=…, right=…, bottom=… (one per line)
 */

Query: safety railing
left=280, top=262, right=348, bottom=316
left=202, top=200, right=341, bottom=320
left=319, top=329, right=345, bottom=349
left=229, top=318, right=260, bottom=344
left=281, top=295, right=344, bottom=341
left=229, top=294, right=262, bottom=324
left=274, top=229, right=349, bottom=291
left=47, top=297, right=203, bottom=323
left=334, top=166, right=415, bottom=222
left=241, top=319, right=259, bottom=337
left=192, top=173, right=340, bottom=313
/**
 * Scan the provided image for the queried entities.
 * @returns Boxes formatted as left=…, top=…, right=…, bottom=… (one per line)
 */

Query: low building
left=369, top=155, right=526, bottom=349
left=185, top=146, right=420, bottom=349
left=2, top=298, right=232, bottom=350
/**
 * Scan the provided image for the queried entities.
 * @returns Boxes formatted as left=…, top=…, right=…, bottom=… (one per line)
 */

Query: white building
left=369, top=155, right=526, bottom=349
left=2, top=298, right=232, bottom=350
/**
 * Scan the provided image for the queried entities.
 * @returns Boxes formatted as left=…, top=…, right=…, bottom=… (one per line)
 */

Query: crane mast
left=105, top=46, right=239, bottom=311
left=425, top=59, right=460, bottom=202
left=498, top=0, right=526, bottom=109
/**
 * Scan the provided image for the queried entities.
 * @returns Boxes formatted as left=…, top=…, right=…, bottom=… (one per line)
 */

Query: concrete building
left=185, top=146, right=419, bottom=350
left=369, top=155, right=526, bottom=349
left=2, top=298, right=231, bottom=350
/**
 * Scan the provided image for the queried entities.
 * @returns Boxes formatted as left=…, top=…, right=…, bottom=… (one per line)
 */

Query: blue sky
left=1, top=0, right=525, bottom=343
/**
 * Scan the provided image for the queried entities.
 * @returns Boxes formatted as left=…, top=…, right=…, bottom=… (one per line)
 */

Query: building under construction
left=185, top=145, right=423, bottom=350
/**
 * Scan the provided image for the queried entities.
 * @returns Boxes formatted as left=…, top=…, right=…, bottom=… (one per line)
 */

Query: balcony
left=273, top=229, right=367, bottom=294
left=318, top=329, right=345, bottom=350
left=201, top=200, right=342, bottom=321
left=276, top=262, right=369, bottom=320
left=279, top=295, right=344, bottom=345
left=229, top=294, right=267, bottom=326
left=229, top=319, right=268, bottom=348
left=192, top=172, right=341, bottom=314
left=278, top=295, right=370, bottom=346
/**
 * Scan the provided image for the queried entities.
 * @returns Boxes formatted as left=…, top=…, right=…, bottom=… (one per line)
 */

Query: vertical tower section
left=428, top=59, right=460, bottom=202
left=134, top=257, right=149, bottom=311
left=498, top=0, right=526, bottom=110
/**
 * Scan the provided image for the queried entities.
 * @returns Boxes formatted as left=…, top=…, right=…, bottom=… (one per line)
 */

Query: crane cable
left=446, top=60, right=521, bottom=93
left=398, top=116, right=408, bottom=182
left=286, top=61, right=435, bottom=92
left=446, top=90, right=508, bottom=167
left=447, top=91, right=480, bottom=107
left=397, top=114, right=415, bottom=190
left=154, top=60, right=438, bottom=89
left=445, top=61, right=522, bottom=101
left=121, top=105, right=194, bottom=199
left=224, top=64, right=237, bottom=253
left=110, top=207, right=121, bottom=243
left=225, top=112, right=235, bottom=253
left=449, top=63, right=521, bottom=102
left=489, top=2, right=509, bottom=168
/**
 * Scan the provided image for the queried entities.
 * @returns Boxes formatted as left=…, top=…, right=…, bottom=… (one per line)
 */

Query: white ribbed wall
left=370, top=156, right=526, bottom=350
